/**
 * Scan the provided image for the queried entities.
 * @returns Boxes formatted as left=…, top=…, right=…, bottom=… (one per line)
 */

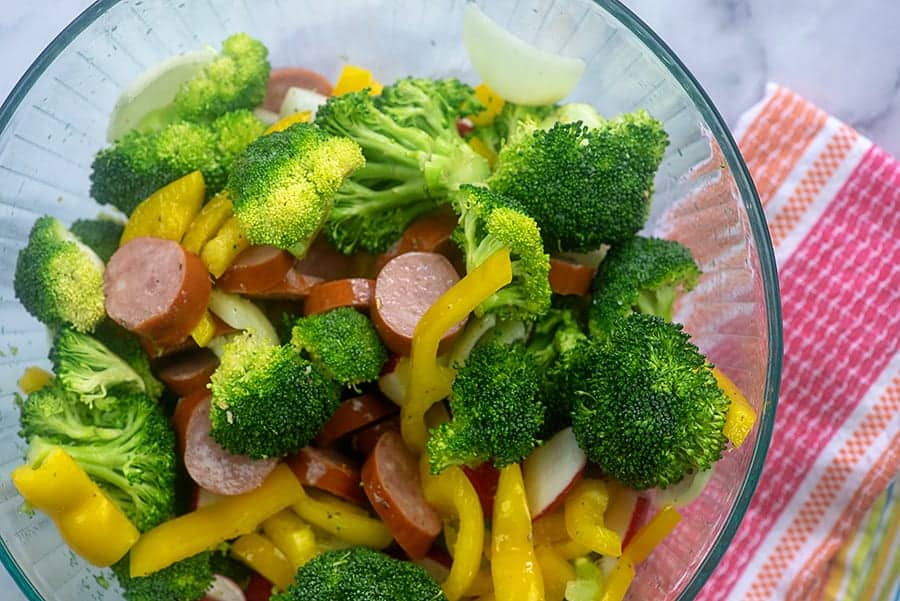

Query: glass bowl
left=0, top=0, right=782, bottom=599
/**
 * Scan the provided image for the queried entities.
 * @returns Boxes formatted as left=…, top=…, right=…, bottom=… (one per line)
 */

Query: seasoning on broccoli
left=315, top=78, right=490, bottom=253
left=208, top=333, right=341, bottom=459
left=13, top=216, right=105, bottom=333
left=227, top=123, right=364, bottom=257
left=290, top=307, right=388, bottom=389
left=567, top=313, right=729, bottom=490
left=488, top=109, right=669, bottom=252
left=589, top=235, right=700, bottom=337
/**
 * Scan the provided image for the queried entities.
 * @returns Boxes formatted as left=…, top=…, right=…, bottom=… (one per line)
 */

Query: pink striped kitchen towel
left=694, top=84, right=900, bottom=600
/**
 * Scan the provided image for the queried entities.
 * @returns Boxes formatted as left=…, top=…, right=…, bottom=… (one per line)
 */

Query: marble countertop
left=0, top=0, right=898, bottom=598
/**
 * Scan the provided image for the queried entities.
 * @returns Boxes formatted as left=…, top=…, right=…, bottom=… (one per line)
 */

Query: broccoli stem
left=351, top=162, right=422, bottom=182
left=334, top=179, right=432, bottom=215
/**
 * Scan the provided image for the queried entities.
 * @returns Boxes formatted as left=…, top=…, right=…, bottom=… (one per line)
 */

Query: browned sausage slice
left=263, top=67, right=333, bottom=113
left=172, top=389, right=210, bottom=454
left=216, top=246, right=295, bottom=294
left=374, top=207, right=460, bottom=272
left=371, top=252, right=465, bottom=356
left=141, top=314, right=236, bottom=359
left=352, top=417, right=400, bottom=457
left=361, top=430, right=441, bottom=558
left=184, top=394, right=278, bottom=496
left=105, top=237, right=211, bottom=347
left=286, top=447, right=365, bottom=504
left=304, top=278, right=375, bottom=316
left=294, top=236, right=358, bottom=280
left=156, top=350, right=219, bottom=398
left=314, top=393, right=398, bottom=447
left=548, top=257, right=597, bottom=296
left=246, top=265, right=324, bottom=301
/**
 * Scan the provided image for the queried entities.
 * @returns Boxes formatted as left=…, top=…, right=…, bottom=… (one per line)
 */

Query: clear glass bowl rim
left=0, top=1, right=783, bottom=600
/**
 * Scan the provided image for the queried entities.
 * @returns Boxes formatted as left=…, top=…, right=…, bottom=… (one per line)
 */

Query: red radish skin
left=204, top=574, right=246, bottom=601
left=522, top=427, right=587, bottom=520
left=462, top=463, right=500, bottom=517
left=623, top=496, right=651, bottom=548
left=243, top=573, right=274, bottom=601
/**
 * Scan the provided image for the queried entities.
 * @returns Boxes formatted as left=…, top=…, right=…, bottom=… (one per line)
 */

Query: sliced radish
left=107, top=47, right=216, bottom=142
left=623, top=496, right=651, bottom=548
left=462, top=4, right=585, bottom=105
left=653, top=466, right=715, bottom=509
left=243, top=573, right=274, bottom=601
left=523, top=427, right=586, bottom=519
left=204, top=574, right=246, bottom=601
left=190, top=486, right=225, bottom=511
left=279, top=87, right=328, bottom=119
left=378, top=356, right=410, bottom=405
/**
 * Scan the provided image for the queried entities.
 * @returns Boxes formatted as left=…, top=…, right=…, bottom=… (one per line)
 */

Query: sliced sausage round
left=548, top=257, right=597, bottom=296
left=105, top=237, right=211, bottom=347
left=263, top=67, right=333, bottom=113
left=295, top=236, right=357, bottom=280
left=156, top=349, right=219, bottom=398
left=374, top=208, right=460, bottom=273
left=172, top=389, right=210, bottom=453
left=287, top=447, right=365, bottom=504
left=361, top=430, right=441, bottom=559
left=304, top=278, right=375, bottom=316
left=216, top=246, right=294, bottom=294
left=245, top=266, right=323, bottom=301
left=371, top=252, right=465, bottom=356
left=315, top=393, right=398, bottom=447
left=352, top=417, right=401, bottom=457
left=184, top=394, right=278, bottom=496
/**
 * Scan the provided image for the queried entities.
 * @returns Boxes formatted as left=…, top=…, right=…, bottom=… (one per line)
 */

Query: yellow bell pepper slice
left=231, top=533, right=295, bottom=591
left=535, top=546, right=575, bottom=601
left=333, top=64, right=383, bottom=96
left=291, top=486, right=393, bottom=548
left=468, top=137, right=497, bottom=167
left=465, top=568, right=493, bottom=597
left=182, top=190, right=234, bottom=255
left=200, top=215, right=249, bottom=278
left=120, top=171, right=205, bottom=246
left=421, top=460, right=484, bottom=601
left=265, top=110, right=311, bottom=135
left=470, top=83, right=505, bottom=127
left=190, top=310, right=216, bottom=347
left=12, top=448, right=139, bottom=567
left=18, top=366, right=53, bottom=394
left=564, top=479, right=622, bottom=557
left=533, top=510, right=568, bottom=546
left=129, top=464, right=302, bottom=577
left=262, top=510, right=319, bottom=570
left=598, top=560, right=635, bottom=601
left=713, top=367, right=757, bottom=448
left=551, top=539, right=592, bottom=560
left=491, top=463, right=544, bottom=601
left=622, top=505, right=681, bottom=564
left=402, top=249, right=513, bottom=451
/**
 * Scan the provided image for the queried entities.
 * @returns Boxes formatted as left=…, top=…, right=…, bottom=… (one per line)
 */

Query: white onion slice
left=653, top=466, right=715, bottom=509
left=463, top=3, right=585, bottom=105
left=106, top=47, right=216, bottom=142
left=280, top=87, right=328, bottom=119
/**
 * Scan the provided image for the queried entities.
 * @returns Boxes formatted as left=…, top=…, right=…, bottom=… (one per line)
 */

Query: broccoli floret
left=18, top=382, right=177, bottom=531
left=468, top=101, right=557, bottom=157
left=453, top=185, right=551, bottom=321
left=543, top=102, right=604, bottom=129
left=427, top=341, right=543, bottom=474
left=487, top=110, right=669, bottom=252
left=567, top=314, right=729, bottom=490
left=91, top=109, right=264, bottom=215
left=93, top=319, right=164, bottom=401
left=228, top=123, right=364, bottom=257
left=14, top=216, right=105, bottom=333
left=315, top=78, right=490, bottom=253
left=209, top=333, right=341, bottom=459
left=70, top=217, right=124, bottom=263
left=112, top=551, right=213, bottom=601
left=273, top=547, right=447, bottom=601
left=290, top=307, right=388, bottom=389
left=589, top=236, right=700, bottom=337
left=49, top=329, right=149, bottom=407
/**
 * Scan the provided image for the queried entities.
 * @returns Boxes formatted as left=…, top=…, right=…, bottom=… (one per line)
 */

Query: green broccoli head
left=228, top=122, right=364, bottom=257
left=488, top=110, right=669, bottom=252
left=589, top=236, right=700, bottom=337
left=90, top=109, right=264, bottom=215
left=290, top=307, right=388, bottom=389
left=18, top=382, right=177, bottom=531
left=92, top=319, right=164, bottom=401
left=209, top=333, right=341, bottom=459
left=70, top=217, right=124, bottom=263
left=315, top=79, right=490, bottom=254
left=453, top=185, right=551, bottom=321
left=49, top=329, right=148, bottom=407
left=568, top=313, right=729, bottom=490
left=171, top=33, right=270, bottom=123
left=272, top=546, right=447, bottom=601
left=427, top=341, right=544, bottom=474
left=14, top=216, right=105, bottom=333
left=112, top=551, right=213, bottom=601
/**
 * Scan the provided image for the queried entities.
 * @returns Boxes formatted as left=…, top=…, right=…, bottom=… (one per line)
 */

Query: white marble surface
left=0, top=0, right=898, bottom=598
